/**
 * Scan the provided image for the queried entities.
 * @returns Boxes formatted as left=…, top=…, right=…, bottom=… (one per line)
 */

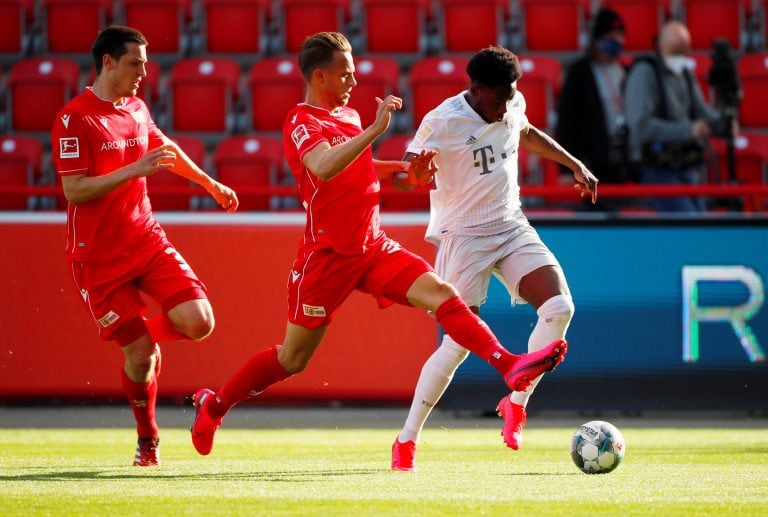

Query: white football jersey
left=408, top=90, right=530, bottom=243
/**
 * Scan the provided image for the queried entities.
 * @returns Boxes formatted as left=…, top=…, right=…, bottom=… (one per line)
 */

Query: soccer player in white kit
left=391, top=46, right=599, bottom=471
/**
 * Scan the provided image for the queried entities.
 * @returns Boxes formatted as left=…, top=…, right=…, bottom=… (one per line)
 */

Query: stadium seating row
left=2, top=129, right=768, bottom=212
left=0, top=0, right=767, bottom=63
left=5, top=50, right=768, bottom=140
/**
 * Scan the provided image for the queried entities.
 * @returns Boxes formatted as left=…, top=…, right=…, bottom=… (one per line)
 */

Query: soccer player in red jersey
left=190, top=32, right=567, bottom=457
left=51, top=26, right=239, bottom=467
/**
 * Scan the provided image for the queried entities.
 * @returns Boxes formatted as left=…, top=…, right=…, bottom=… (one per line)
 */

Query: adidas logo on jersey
left=465, top=135, right=477, bottom=146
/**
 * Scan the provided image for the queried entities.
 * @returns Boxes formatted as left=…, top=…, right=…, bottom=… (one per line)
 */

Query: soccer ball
left=570, top=420, right=625, bottom=474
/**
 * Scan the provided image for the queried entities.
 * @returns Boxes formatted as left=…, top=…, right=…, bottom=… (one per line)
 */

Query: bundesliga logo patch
left=59, top=137, right=79, bottom=159
left=291, top=124, right=310, bottom=148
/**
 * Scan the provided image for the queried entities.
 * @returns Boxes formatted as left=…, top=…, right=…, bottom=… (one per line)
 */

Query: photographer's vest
left=630, top=55, right=705, bottom=169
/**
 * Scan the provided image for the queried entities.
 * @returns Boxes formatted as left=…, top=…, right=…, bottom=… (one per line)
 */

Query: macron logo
left=61, top=114, right=70, bottom=129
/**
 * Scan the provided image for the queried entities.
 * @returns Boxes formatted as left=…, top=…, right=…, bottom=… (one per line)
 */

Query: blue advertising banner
left=444, top=220, right=768, bottom=411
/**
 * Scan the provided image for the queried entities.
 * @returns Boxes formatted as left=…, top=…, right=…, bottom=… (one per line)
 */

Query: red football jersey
left=51, top=89, right=168, bottom=263
left=283, top=103, right=383, bottom=255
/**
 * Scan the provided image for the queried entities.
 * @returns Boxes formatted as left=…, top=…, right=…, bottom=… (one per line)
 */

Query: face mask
left=599, top=38, right=623, bottom=58
left=664, top=55, right=690, bottom=75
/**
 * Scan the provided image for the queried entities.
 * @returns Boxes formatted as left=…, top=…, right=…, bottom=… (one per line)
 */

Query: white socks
left=510, top=294, right=574, bottom=407
left=398, top=336, right=468, bottom=444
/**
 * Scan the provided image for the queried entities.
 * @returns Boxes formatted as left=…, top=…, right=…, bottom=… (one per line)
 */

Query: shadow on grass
left=0, top=468, right=381, bottom=482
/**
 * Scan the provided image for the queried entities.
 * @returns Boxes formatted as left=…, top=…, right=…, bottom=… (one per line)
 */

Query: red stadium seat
left=201, top=0, right=272, bottom=56
left=84, top=59, right=162, bottom=108
left=123, top=0, right=192, bottom=56
left=737, top=52, right=768, bottom=129
left=146, top=135, right=206, bottom=211
left=360, top=0, right=429, bottom=54
left=375, top=134, right=432, bottom=211
left=167, top=57, right=241, bottom=133
left=601, top=0, right=670, bottom=51
left=7, top=57, right=81, bottom=133
left=408, top=56, right=469, bottom=129
left=0, top=0, right=33, bottom=56
left=680, top=0, right=747, bottom=50
left=0, top=136, right=42, bottom=210
left=346, top=57, right=400, bottom=128
left=517, top=55, right=561, bottom=131
left=279, top=0, right=350, bottom=53
left=42, top=0, right=112, bottom=54
left=246, top=57, right=305, bottom=132
left=437, top=0, right=508, bottom=52
left=213, top=135, right=285, bottom=210
left=519, top=0, right=591, bottom=51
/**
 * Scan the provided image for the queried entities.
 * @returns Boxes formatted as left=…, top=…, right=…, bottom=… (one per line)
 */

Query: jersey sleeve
left=51, top=110, right=91, bottom=177
left=285, top=110, right=326, bottom=162
left=407, top=111, right=445, bottom=154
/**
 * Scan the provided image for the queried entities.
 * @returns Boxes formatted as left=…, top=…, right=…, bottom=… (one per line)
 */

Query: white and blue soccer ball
left=570, top=420, right=626, bottom=474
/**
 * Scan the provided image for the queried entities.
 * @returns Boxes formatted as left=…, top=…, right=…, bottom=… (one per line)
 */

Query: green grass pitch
left=1, top=426, right=767, bottom=515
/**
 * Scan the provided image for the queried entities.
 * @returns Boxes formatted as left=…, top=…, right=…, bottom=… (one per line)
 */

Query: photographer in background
left=557, top=7, right=629, bottom=211
left=624, top=20, right=720, bottom=212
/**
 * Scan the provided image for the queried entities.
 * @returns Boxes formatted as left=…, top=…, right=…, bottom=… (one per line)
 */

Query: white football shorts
left=434, top=226, right=562, bottom=307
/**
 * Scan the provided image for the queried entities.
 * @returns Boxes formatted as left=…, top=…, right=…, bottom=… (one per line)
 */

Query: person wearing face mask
left=556, top=7, right=629, bottom=211
left=623, top=20, right=720, bottom=212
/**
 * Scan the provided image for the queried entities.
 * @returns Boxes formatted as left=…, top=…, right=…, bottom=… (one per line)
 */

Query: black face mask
left=599, top=37, right=624, bottom=58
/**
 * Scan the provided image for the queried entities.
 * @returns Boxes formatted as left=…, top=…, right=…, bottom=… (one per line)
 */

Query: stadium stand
left=518, top=0, right=591, bottom=52
left=360, top=0, right=430, bottom=55
left=0, top=135, right=42, bottom=209
left=246, top=56, right=305, bottom=132
left=437, top=0, right=510, bottom=52
left=200, top=0, right=272, bottom=58
left=7, top=57, right=80, bottom=133
left=345, top=56, right=400, bottom=128
left=213, top=134, right=286, bottom=210
left=408, top=56, right=469, bottom=129
left=122, top=0, right=191, bottom=58
left=278, top=0, right=350, bottom=53
left=167, top=57, right=241, bottom=134
left=600, top=0, right=670, bottom=51
left=737, top=51, right=768, bottom=129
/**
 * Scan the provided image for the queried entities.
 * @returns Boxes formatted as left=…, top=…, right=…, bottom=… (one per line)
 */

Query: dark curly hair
left=466, top=46, right=522, bottom=89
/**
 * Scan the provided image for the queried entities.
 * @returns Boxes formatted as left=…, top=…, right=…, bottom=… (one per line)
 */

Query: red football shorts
left=70, top=243, right=207, bottom=345
left=287, top=236, right=433, bottom=329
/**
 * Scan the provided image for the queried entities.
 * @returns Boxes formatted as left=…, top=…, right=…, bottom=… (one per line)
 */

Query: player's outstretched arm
left=162, top=138, right=239, bottom=212
left=520, top=123, right=599, bottom=204
left=61, top=145, right=177, bottom=204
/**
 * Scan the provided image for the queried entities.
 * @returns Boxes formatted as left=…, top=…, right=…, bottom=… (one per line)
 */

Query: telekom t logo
left=681, top=265, right=765, bottom=363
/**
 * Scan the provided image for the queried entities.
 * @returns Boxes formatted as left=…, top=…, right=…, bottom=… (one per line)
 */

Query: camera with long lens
left=708, top=38, right=741, bottom=138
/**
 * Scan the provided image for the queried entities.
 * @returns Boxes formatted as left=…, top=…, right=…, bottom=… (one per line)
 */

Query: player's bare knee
left=179, top=314, right=215, bottom=341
